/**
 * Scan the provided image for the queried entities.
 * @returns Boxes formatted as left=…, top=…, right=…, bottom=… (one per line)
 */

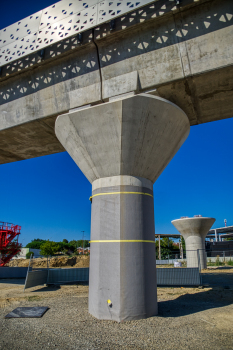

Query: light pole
left=81, top=231, right=85, bottom=255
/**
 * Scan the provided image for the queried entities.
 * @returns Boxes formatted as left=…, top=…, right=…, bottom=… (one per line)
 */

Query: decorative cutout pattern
left=0, top=11, right=42, bottom=48
left=0, top=0, right=162, bottom=66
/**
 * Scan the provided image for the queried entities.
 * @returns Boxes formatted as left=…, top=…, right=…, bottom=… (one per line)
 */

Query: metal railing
left=0, top=222, right=21, bottom=233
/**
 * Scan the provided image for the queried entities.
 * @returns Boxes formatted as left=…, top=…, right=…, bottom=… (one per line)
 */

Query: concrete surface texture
left=172, top=217, right=216, bottom=269
left=55, top=94, right=190, bottom=183
left=55, top=94, right=190, bottom=321
left=89, top=177, right=157, bottom=321
left=0, top=0, right=232, bottom=164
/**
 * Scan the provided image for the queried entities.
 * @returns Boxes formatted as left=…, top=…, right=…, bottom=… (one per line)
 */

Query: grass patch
left=26, top=296, right=41, bottom=302
left=207, top=255, right=225, bottom=267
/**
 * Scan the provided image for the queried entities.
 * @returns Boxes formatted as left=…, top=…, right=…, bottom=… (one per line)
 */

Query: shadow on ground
left=31, top=281, right=89, bottom=293
left=202, top=271, right=233, bottom=287
left=158, top=287, right=233, bottom=318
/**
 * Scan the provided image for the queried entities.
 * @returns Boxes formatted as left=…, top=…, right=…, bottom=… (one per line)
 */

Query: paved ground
left=0, top=268, right=232, bottom=350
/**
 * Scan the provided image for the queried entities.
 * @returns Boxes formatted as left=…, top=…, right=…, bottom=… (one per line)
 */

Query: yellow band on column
left=89, top=191, right=153, bottom=201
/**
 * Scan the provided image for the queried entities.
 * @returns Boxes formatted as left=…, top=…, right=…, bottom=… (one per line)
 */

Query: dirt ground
left=7, top=255, right=90, bottom=268
left=0, top=268, right=233, bottom=349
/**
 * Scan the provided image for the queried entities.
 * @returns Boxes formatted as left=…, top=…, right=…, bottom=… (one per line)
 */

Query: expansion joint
left=92, top=29, right=104, bottom=102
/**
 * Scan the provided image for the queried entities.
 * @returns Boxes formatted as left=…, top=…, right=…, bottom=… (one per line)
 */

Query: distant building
left=77, top=247, right=90, bottom=255
left=206, top=241, right=233, bottom=257
left=13, top=248, right=42, bottom=259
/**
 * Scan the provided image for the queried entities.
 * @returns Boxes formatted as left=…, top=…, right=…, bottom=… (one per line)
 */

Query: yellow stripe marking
left=90, top=191, right=153, bottom=201
left=89, top=240, right=155, bottom=243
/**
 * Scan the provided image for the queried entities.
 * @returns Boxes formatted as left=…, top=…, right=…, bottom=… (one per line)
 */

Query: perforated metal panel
left=0, top=11, right=42, bottom=48
left=0, top=0, right=165, bottom=66
left=37, top=5, right=98, bottom=48
left=97, top=0, right=153, bottom=24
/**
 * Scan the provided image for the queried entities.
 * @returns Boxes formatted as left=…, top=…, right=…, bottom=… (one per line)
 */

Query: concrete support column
left=172, top=217, right=215, bottom=270
left=55, top=94, right=190, bottom=321
left=89, top=176, right=157, bottom=321
left=215, top=229, right=218, bottom=242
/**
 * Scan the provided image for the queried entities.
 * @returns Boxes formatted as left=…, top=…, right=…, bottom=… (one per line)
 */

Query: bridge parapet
left=0, top=0, right=171, bottom=67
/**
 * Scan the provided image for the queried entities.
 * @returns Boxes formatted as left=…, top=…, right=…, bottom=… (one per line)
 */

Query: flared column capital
left=172, top=217, right=216, bottom=240
left=55, top=94, right=190, bottom=184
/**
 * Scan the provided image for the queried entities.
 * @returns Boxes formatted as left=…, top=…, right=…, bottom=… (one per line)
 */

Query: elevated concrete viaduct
left=0, top=0, right=232, bottom=321
left=0, top=0, right=232, bottom=163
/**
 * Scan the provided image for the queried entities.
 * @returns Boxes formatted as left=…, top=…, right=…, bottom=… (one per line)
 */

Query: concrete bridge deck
left=0, top=0, right=232, bottom=164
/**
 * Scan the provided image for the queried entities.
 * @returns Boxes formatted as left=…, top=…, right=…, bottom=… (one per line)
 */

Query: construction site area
left=0, top=266, right=233, bottom=350
left=1, top=0, right=233, bottom=347
left=1, top=223, right=233, bottom=349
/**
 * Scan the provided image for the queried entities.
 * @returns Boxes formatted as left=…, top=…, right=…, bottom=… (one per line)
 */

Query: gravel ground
left=0, top=270, right=233, bottom=350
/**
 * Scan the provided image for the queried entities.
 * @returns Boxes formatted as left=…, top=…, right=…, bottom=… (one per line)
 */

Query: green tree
left=26, top=239, right=46, bottom=249
left=181, top=236, right=186, bottom=253
left=26, top=251, right=34, bottom=259
left=77, top=240, right=90, bottom=248
left=63, top=239, right=69, bottom=243
left=69, top=240, right=78, bottom=249
left=40, top=241, right=60, bottom=256
left=155, top=237, right=179, bottom=259
left=57, top=242, right=76, bottom=253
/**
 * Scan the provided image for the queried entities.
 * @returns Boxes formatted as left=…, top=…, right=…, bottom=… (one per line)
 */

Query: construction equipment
left=0, top=222, right=22, bottom=266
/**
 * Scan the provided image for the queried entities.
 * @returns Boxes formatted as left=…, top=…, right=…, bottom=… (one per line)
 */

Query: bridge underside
left=0, top=63, right=232, bottom=165
left=0, top=0, right=232, bottom=164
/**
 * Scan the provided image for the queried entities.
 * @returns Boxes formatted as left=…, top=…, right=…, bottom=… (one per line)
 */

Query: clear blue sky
left=1, top=1, right=233, bottom=246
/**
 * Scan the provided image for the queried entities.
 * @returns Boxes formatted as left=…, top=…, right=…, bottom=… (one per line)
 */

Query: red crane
left=0, top=222, right=22, bottom=266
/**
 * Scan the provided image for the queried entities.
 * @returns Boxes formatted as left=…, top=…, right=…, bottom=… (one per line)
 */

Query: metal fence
left=156, top=259, right=185, bottom=265
left=156, top=267, right=201, bottom=286
left=156, top=250, right=205, bottom=270
left=24, top=266, right=201, bottom=289
left=24, top=266, right=89, bottom=290
left=24, top=269, right=48, bottom=290
left=206, top=250, right=233, bottom=264
left=0, top=267, right=30, bottom=279
left=47, top=268, right=89, bottom=284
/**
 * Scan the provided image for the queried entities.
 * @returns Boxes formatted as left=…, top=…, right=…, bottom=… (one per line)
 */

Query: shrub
left=215, top=255, right=224, bottom=266
left=26, top=251, right=34, bottom=259
left=227, top=259, right=233, bottom=266
left=40, top=240, right=60, bottom=256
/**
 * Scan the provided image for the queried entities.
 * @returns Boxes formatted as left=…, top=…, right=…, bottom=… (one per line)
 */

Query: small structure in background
left=16, top=248, right=42, bottom=259
left=0, top=222, right=22, bottom=266
left=77, top=247, right=90, bottom=255
left=172, top=216, right=215, bottom=270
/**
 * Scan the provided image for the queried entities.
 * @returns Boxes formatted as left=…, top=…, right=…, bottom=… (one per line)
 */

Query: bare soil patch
left=6, top=255, right=90, bottom=268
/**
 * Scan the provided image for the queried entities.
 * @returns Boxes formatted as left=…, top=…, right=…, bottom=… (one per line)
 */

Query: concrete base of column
left=89, top=176, right=157, bottom=322
left=185, top=237, right=206, bottom=269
